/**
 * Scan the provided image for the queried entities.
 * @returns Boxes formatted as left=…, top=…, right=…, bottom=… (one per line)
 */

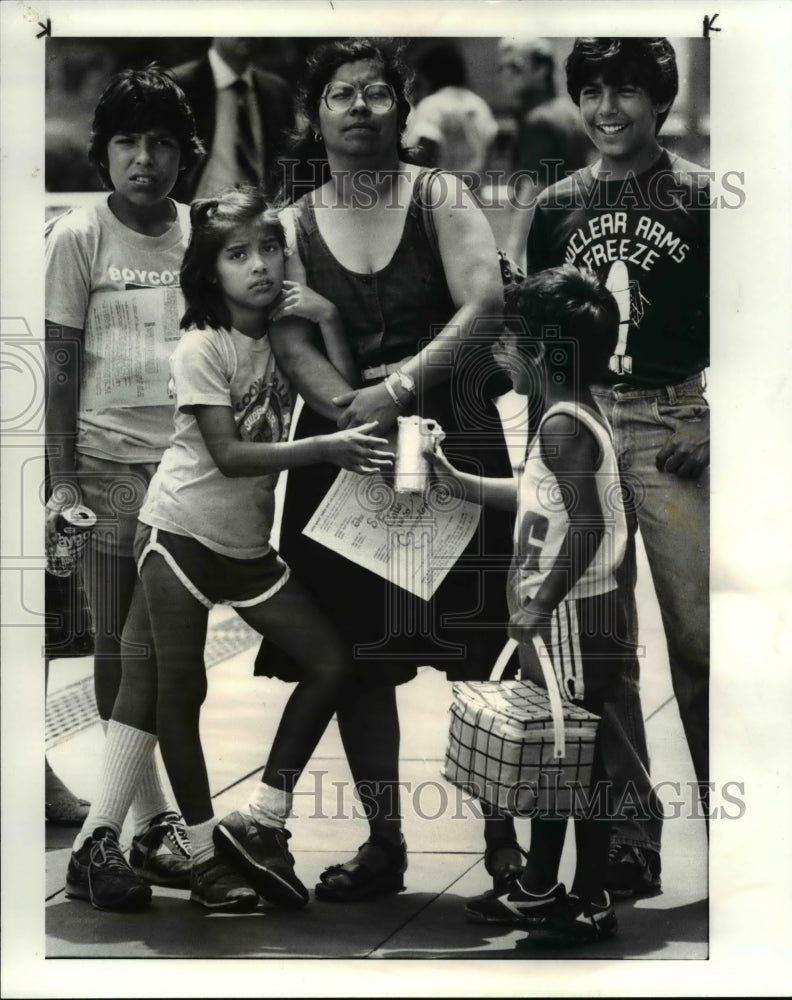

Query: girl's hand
left=333, top=383, right=401, bottom=435
left=269, top=280, right=338, bottom=326
left=321, top=421, right=395, bottom=474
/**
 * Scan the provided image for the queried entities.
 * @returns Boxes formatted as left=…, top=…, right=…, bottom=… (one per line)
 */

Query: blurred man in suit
left=170, top=38, right=295, bottom=201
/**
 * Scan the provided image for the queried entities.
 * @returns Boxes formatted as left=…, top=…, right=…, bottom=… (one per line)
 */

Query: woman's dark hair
left=276, top=37, right=416, bottom=202
left=504, top=264, right=619, bottom=385
left=565, top=38, right=678, bottom=133
left=180, top=187, right=286, bottom=332
left=88, top=64, right=204, bottom=188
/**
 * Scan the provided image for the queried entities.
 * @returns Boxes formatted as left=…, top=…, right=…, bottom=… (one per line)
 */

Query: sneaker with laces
left=605, top=844, right=662, bottom=899
left=189, top=853, right=259, bottom=912
left=213, top=810, right=309, bottom=908
left=465, top=879, right=567, bottom=925
left=129, top=811, right=192, bottom=889
left=66, top=827, right=152, bottom=912
left=528, top=892, right=618, bottom=945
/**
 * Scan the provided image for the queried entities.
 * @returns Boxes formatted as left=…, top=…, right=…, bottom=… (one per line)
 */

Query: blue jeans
left=591, top=375, right=710, bottom=849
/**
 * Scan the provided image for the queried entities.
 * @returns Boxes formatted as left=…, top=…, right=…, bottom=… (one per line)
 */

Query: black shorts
left=134, top=523, right=290, bottom=609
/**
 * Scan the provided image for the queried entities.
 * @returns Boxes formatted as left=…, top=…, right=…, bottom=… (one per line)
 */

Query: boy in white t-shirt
left=45, top=66, right=204, bottom=887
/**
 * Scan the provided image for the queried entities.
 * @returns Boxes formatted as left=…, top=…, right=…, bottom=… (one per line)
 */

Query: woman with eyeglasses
left=260, top=38, right=519, bottom=902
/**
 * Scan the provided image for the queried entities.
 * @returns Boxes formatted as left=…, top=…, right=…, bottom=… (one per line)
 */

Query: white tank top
left=511, top=401, right=627, bottom=604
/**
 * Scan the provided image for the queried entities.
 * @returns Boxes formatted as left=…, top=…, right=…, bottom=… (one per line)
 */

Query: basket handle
left=489, top=637, right=566, bottom=759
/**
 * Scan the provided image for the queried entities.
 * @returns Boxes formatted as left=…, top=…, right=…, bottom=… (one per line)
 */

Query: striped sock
left=187, top=817, right=216, bottom=866
left=73, top=721, right=157, bottom=852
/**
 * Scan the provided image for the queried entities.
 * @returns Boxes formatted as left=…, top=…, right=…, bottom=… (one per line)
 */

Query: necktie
left=231, top=77, right=260, bottom=185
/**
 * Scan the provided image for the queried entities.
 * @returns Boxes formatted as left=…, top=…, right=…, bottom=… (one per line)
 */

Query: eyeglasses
left=321, top=82, right=396, bottom=114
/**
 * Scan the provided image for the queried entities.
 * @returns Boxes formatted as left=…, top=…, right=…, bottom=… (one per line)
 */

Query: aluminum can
left=46, top=505, right=96, bottom=577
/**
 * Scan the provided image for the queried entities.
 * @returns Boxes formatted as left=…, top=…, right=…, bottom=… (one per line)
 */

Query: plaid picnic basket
left=442, top=637, right=600, bottom=815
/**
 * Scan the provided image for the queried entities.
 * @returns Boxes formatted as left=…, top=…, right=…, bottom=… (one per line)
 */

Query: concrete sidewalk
left=45, top=597, right=708, bottom=963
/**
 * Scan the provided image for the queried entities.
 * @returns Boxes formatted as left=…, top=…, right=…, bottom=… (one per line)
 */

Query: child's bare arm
left=193, top=406, right=393, bottom=478
left=509, top=414, right=604, bottom=639
left=269, top=280, right=358, bottom=387
left=425, top=439, right=517, bottom=511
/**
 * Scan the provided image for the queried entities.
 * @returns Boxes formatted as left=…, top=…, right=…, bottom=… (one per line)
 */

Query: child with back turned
left=428, top=264, right=639, bottom=944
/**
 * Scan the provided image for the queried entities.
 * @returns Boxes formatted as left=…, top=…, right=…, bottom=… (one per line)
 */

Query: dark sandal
left=315, top=836, right=407, bottom=902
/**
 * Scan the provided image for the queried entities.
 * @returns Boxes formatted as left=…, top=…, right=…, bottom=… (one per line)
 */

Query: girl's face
left=106, top=127, right=181, bottom=209
left=215, top=223, right=285, bottom=330
left=316, top=59, right=400, bottom=162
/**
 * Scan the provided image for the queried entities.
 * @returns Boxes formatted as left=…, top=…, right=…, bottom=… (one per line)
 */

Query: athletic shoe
left=189, top=853, right=259, bottom=912
left=129, top=811, right=192, bottom=889
left=213, top=811, right=309, bottom=908
left=605, top=844, right=662, bottom=899
left=465, top=879, right=566, bottom=926
left=528, top=892, right=618, bottom=945
left=66, top=827, right=152, bottom=912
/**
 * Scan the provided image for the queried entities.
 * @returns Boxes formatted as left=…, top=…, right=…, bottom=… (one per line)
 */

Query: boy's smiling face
left=579, top=75, right=669, bottom=171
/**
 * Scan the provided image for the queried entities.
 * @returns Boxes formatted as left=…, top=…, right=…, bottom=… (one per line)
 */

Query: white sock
left=130, top=753, right=173, bottom=835
left=187, top=817, right=216, bottom=866
left=73, top=721, right=157, bottom=852
left=248, top=783, right=292, bottom=830
left=102, top=718, right=176, bottom=836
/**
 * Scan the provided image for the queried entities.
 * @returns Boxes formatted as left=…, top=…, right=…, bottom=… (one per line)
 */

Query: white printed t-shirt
left=510, top=401, right=627, bottom=608
left=45, top=197, right=191, bottom=462
left=139, top=326, right=293, bottom=559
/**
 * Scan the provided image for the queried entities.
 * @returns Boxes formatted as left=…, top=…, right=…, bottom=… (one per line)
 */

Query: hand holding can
left=393, top=415, right=445, bottom=495
left=45, top=504, right=97, bottom=578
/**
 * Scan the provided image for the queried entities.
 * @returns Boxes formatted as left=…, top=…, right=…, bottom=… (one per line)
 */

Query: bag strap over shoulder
left=490, top=637, right=566, bottom=759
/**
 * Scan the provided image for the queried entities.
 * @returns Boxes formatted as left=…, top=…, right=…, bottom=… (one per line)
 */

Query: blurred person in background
left=170, top=37, right=295, bottom=201
left=403, top=42, right=498, bottom=187
left=498, top=36, right=591, bottom=266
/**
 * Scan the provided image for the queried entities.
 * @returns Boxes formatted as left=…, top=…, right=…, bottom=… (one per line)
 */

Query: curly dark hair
left=88, top=64, right=204, bottom=189
left=275, top=37, right=417, bottom=202
left=504, top=264, right=619, bottom=385
left=565, top=38, right=679, bottom=134
left=180, top=187, right=286, bottom=333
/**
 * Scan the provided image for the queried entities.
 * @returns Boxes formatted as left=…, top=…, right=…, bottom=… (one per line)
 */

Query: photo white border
left=2, top=1, right=791, bottom=996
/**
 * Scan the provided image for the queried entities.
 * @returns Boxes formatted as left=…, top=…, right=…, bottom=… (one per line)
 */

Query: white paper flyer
left=303, top=468, right=482, bottom=600
left=82, top=286, right=183, bottom=409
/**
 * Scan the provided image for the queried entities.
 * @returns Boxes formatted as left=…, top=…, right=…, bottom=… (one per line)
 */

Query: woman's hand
left=320, top=421, right=394, bottom=474
left=333, top=383, right=401, bottom=435
left=269, top=280, right=339, bottom=326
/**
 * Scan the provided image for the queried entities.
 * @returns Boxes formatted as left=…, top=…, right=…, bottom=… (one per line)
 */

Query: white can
left=393, top=415, right=444, bottom=495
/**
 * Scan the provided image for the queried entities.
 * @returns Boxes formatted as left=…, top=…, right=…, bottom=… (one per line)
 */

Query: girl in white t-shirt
left=67, top=188, right=393, bottom=914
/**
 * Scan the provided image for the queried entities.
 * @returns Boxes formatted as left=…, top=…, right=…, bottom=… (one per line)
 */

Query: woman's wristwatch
left=384, top=368, right=416, bottom=408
